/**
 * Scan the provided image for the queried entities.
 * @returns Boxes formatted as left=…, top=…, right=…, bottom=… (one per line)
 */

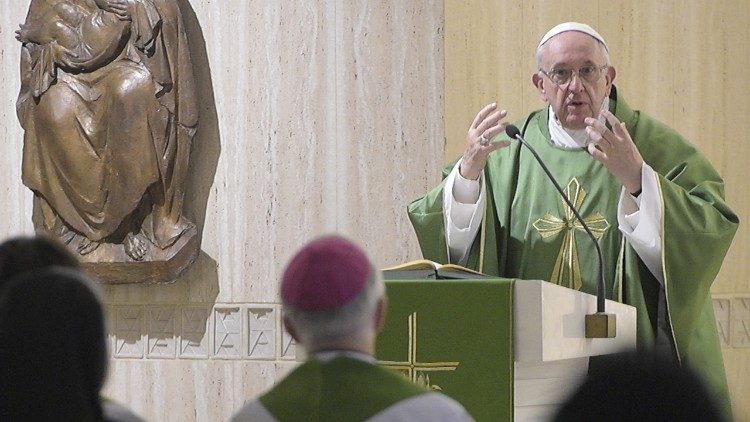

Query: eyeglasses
left=539, top=65, right=608, bottom=86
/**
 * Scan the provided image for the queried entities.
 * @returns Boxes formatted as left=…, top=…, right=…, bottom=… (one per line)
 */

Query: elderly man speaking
left=231, top=235, right=473, bottom=421
left=409, top=22, right=738, bottom=418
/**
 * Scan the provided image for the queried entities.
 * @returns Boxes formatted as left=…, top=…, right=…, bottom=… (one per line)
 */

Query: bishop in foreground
left=231, top=235, right=473, bottom=421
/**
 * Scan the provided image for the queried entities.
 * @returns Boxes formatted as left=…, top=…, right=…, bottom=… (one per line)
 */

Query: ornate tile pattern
left=114, top=306, right=144, bottom=358
left=180, top=307, right=210, bottom=359
left=247, top=307, right=275, bottom=359
left=213, top=306, right=242, bottom=358
left=714, top=298, right=731, bottom=347
left=147, top=307, right=176, bottom=358
left=731, top=297, right=750, bottom=348
left=280, top=314, right=297, bottom=360
left=107, top=295, right=750, bottom=363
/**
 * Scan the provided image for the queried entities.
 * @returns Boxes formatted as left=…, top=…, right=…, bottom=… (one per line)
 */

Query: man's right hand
left=459, top=102, right=511, bottom=180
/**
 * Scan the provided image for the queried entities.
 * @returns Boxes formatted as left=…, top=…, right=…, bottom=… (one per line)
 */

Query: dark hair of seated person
left=0, top=235, right=80, bottom=288
left=554, top=352, right=723, bottom=422
left=0, top=267, right=106, bottom=421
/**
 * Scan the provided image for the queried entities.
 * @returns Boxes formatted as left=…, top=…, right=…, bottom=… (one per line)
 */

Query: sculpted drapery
left=16, top=0, right=198, bottom=264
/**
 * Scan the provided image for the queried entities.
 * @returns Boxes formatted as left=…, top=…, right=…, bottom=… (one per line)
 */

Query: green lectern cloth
left=375, top=278, right=515, bottom=421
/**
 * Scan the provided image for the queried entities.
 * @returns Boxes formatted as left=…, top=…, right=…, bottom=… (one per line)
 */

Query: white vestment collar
left=312, top=349, right=375, bottom=364
left=547, top=97, right=609, bottom=149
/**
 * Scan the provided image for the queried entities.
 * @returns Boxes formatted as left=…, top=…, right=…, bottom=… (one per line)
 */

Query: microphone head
left=505, top=124, right=521, bottom=140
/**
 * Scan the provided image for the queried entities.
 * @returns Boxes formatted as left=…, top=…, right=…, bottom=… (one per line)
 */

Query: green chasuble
left=408, top=87, right=739, bottom=418
left=256, top=356, right=464, bottom=421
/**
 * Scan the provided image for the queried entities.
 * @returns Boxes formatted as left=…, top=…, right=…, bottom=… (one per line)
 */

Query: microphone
left=505, top=124, right=615, bottom=338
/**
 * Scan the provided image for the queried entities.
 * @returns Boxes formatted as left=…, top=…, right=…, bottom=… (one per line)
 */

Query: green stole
left=408, top=88, right=738, bottom=419
left=260, top=356, right=428, bottom=422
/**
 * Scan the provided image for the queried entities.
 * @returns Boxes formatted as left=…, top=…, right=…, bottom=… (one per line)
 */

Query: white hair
left=283, top=268, right=385, bottom=350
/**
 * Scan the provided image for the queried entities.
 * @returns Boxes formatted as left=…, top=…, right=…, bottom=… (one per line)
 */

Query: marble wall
left=0, top=1, right=444, bottom=420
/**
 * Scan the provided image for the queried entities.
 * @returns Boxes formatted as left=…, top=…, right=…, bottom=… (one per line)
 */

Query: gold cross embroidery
left=378, top=312, right=459, bottom=391
left=532, top=178, right=610, bottom=291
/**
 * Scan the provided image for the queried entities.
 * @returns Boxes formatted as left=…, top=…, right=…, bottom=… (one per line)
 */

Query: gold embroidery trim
left=378, top=312, right=460, bottom=391
left=532, top=178, right=610, bottom=290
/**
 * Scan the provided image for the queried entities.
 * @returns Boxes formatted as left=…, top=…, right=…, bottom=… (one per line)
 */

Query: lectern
left=375, top=277, right=636, bottom=421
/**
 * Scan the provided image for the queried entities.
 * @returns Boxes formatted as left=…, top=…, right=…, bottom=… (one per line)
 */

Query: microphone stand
left=506, top=125, right=616, bottom=338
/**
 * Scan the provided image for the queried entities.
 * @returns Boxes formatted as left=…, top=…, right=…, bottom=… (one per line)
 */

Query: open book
left=381, top=259, right=489, bottom=280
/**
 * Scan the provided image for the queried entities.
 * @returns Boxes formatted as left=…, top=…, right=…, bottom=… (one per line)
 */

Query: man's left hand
left=585, top=111, right=644, bottom=194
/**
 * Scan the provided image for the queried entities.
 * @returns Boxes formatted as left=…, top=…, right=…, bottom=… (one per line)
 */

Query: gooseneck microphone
left=505, top=124, right=613, bottom=337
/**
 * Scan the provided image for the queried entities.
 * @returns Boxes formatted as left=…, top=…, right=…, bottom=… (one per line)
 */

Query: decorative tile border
left=713, top=296, right=750, bottom=349
left=108, top=295, right=750, bottom=361
left=731, top=297, right=750, bottom=348
left=180, top=306, right=210, bottom=359
left=113, top=306, right=145, bottom=358
left=247, top=307, right=275, bottom=359
left=280, top=309, right=297, bottom=360
left=213, top=306, right=243, bottom=359
left=713, top=298, right=731, bottom=348
left=108, top=303, right=300, bottom=361
left=147, top=306, right=176, bottom=358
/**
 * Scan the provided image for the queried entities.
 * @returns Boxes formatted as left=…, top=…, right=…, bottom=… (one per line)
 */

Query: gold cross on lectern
left=532, top=178, right=610, bottom=291
left=378, top=312, right=460, bottom=391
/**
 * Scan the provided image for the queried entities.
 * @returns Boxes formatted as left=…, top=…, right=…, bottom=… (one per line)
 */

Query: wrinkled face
left=532, top=31, right=616, bottom=130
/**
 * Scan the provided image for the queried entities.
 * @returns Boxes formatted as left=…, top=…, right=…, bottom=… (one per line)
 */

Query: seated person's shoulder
left=368, top=391, right=474, bottom=422
left=102, top=398, right=146, bottom=422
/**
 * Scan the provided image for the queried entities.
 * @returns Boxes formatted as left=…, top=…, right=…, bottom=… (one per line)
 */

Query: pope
left=409, top=22, right=739, bottom=419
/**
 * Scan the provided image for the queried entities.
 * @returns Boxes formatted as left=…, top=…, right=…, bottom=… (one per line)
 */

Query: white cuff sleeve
left=617, top=163, right=665, bottom=284
left=443, top=159, right=485, bottom=265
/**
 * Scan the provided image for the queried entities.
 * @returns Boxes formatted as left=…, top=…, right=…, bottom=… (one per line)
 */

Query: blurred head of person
left=0, top=267, right=107, bottom=421
left=0, top=235, right=80, bottom=288
left=554, top=352, right=722, bottom=422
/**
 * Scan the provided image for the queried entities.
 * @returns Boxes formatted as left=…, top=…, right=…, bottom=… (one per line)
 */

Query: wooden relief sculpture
left=16, top=0, right=199, bottom=283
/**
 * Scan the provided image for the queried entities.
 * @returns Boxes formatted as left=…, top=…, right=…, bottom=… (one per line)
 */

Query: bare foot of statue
left=77, top=236, right=101, bottom=255
left=124, top=231, right=150, bottom=261
left=53, top=224, right=76, bottom=245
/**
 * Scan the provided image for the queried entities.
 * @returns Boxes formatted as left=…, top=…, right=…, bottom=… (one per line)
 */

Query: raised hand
left=459, top=102, right=511, bottom=180
left=585, top=110, right=643, bottom=194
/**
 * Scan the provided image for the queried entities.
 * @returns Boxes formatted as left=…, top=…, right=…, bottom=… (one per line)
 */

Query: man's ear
left=283, top=317, right=301, bottom=343
left=374, top=295, right=388, bottom=334
left=532, top=73, right=547, bottom=101
left=605, top=65, right=617, bottom=93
